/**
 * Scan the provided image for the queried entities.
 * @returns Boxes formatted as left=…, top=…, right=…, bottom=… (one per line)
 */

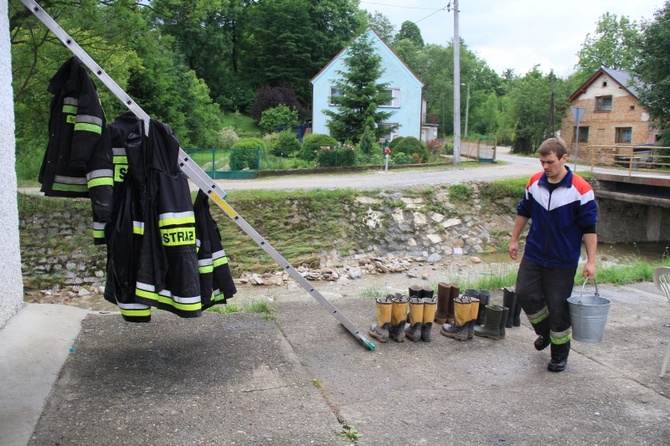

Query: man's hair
left=538, top=137, right=568, bottom=158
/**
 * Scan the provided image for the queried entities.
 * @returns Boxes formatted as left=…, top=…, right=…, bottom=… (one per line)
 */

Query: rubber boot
left=512, top=293, right=522, bottom=327
left=369, top=297, right=393, bottom=343
left=409, top=284, right=422, bottom=298
left=421, top=297, right=438, bottom=342
left=389, top=295, right=409, bottom=342
left=531, top=314, right=551, bottom=351
left=474, top=304, right=504, bottom=340
left=499, top=306, right=509, bottom=340
left=467, top=296, right=480, bottom=340
left=440, top=296, right=471, bottom=341
left=447, top=284, right=460, bottom=324
left=548, top=341, right=570, bottom=372
left=435, top=282, right=451, bottom=324
left=404, top=297, right=424, bottom=342
left=421, top=285, right=434, bottom=299
left=476, top=290, right=491, bottom=326
left=503, top=287, right=517, bottom=328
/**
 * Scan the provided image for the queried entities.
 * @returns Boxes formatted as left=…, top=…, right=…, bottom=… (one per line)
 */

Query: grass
left=221, top=111, right=262, bottom=137
left=206, top=299, right=274, bottom=319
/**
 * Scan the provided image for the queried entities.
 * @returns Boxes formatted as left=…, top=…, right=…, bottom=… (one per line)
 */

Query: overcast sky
left=359, top=0, right=663, bottom=78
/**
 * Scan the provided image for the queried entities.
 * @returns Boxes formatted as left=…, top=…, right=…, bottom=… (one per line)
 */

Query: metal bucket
left=567, top=280, right=611, bottom=343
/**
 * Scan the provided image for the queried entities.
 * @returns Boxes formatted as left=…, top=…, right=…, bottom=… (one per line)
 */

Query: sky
left=358, top=0, right=664, bottom=78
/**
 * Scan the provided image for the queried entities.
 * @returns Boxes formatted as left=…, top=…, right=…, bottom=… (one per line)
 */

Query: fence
left=460, top=137, right=497, bottom=162
left=587, top=144, right=670, bottom=176
left=183, top=148, right=261, bottom=179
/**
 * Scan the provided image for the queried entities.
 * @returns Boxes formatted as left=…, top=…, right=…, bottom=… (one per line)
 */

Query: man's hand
left=509, top=241, right=519, bottom=261
left=583, top=261, right=596, bottom=280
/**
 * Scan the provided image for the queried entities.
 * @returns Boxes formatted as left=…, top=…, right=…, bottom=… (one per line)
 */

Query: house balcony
left=422, top=113, right=439, bottom=126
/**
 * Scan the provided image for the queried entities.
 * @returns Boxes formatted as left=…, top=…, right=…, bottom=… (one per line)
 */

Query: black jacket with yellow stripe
left=39, top=57, right=105, bottom=197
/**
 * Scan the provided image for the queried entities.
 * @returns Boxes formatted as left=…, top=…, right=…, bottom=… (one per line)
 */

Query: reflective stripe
left=77, top=114, right=103, bottom=126
left=52, top=182, right=88, bottom=193
left=54, top=175, right=86, bottom=186
left=87, top=169, right=114, bottom=189
left=75, top=122, right=102, bottom=134
left=198, top=258, right=213, bottom=274
left=118, top=301, right=152, bottom=318
left=211, top=289, right=225, bottom=302
left=112, top=147, right=126, bottom=156
left=133, top=221, right=144, bottom=235
left=159, top=211, right=195, bottom=227
left=135, top=282, right=201, bottom=312
left=212, top=249, right=229, bottom=267
left=93, top=229, right=105, bottom=239
left=63, top=97, right=78, bottom=106
left=63, top=105, right=77, bottom=115
left=550, top=328, right=572, bottom=345
left=527, top=306, right=549, bottom=325
left=93, top=222, right=106, bottom=231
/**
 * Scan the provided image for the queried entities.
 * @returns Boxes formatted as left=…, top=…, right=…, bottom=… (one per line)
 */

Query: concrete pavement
left=2, top=281, right=669, bottom=445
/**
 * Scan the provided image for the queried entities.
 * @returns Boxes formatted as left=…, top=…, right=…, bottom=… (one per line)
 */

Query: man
left=508, top=137, right=598, bottom=372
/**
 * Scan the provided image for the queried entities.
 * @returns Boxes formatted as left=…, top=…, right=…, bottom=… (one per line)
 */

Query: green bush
left=258, top=105, right=299, bottom=134
left=218, top=126, right=240, bottom=149
left=300, top=133, right=338, bottom=161
left=388, top=136, right=429, bottom=163
left=270, top=130, right=301, bottom=157
left=392, top=152, right=411, bottom=164
left=316, top=145, right=356, bottom=167
left=230, top=138, right=265, bottom=170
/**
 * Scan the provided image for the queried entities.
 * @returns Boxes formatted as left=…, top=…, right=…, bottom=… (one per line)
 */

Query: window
left=329, top=87, right=341, bottom=106
left=578, top=126, right=589, bottom=142
left=380, top=123, right=399, bottom=142
left=595, top=96, right=612, bottom=112
left=615, top=127, right=632, bottom=143
left=380, top=88, right=401, bottom=108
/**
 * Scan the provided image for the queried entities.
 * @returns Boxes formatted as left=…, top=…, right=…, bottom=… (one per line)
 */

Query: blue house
left=310, top=28, right=433, bottom=143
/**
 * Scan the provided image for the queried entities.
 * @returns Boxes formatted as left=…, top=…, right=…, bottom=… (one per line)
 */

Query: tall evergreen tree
left=324, top=30, right=394, bottom=144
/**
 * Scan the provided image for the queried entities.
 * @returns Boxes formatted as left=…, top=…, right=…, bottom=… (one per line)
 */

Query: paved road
left=206, top=146, right=543, bottom=193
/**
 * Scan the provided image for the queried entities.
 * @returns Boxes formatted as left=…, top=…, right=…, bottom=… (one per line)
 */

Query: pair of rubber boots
left=473, top=304, right=510, bottom=340
left=502, top=286, right=522, bottom=328
left=439, top=292, right=480, bottom=341
left=405, top=284, right=437, bottom=342
left=369, top=292, right=437, bottom=343
left=434, top=282, right=460, bottom=325
left=533, top=317, right=570, bottom=372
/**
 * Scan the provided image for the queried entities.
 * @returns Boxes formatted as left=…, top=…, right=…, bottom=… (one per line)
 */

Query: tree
left=323, top=30, right=394, bottom=143
left=634, top=3, right=670, bottom=141
left=395, top=21, right=424, bottom=47
left=365, top=11, right=395, bottom=42
left=575, top=13, right=642, bottom=82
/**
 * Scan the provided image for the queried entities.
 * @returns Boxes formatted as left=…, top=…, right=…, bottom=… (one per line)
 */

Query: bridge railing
left=587, top=144, right=670, bottom=176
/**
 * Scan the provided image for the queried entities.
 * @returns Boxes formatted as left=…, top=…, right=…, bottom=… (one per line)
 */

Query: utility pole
left=464, top=82, right=470, bottom=138
left=441, top=93, right=445, bottom=139
left=452, top=0, right=461, bottom=164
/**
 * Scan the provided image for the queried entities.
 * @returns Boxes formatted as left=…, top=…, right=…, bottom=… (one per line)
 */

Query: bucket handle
left=576, top=279, right=599, bottom=305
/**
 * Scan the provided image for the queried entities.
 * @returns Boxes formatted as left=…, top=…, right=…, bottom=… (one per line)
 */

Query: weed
left=339, top=422, right=361, bottom=443
left=449, top=183, right=474, bottom=202
left=206, top=300, right=274, bottom=319
left=311, top=379, right=322, bottom=388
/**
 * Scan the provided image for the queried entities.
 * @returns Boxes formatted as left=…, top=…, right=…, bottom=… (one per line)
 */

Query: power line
left=359, top=1, right=439, bottom=10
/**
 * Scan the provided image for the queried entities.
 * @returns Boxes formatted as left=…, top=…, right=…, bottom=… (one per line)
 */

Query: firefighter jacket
left=133, top=119, right=202, bottom=318
left=39, top=57, right=105, bottom=197
left=193, top=190, right=237, bottom=309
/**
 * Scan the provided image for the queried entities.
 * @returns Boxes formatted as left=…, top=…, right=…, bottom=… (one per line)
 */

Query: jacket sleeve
left=69, top=64, right=105, bottom=171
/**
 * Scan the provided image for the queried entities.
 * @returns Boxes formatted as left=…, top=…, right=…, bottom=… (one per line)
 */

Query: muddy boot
left=474, top=304, right=504, bottom=340
left=369, top=296, right=393, bottom=343
left=409, top=284, right=422, bottom=298
left=440, top=296, right=471, bottom=341
left=389, top=295, right=409, bottom=343
left=503, top=287, right=517, bottom=328
left=447, top=284, right=460, bottom=324
left=404, top=297, right=424, bottom=342
left=421, top=297, right=437, bottom=342
left=476, top=290, right=491, bottom=326
left=548, top=341, right=570, bottom=372
left=435, top=282, right=451, bottom=324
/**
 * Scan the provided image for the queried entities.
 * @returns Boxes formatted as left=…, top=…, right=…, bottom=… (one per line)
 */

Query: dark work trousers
left=515, top=258, right=577, bottom=342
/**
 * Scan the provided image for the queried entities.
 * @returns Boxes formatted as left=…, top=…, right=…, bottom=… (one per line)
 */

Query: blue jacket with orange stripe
left=517, top=166, right=598, bottom=269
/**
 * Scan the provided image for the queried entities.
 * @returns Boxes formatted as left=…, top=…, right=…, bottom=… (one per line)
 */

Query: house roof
left=310, top=27, right=424, bottom=88
left=568, top=66, right=639, bottom=102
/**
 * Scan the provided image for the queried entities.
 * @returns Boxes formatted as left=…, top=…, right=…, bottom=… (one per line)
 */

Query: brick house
left=561, top=67, right=658, bottom=153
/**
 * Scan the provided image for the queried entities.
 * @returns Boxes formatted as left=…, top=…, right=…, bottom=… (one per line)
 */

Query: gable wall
left=311, top=31, right=423, bottom=140
left=561, top=73, right=655, bottom=152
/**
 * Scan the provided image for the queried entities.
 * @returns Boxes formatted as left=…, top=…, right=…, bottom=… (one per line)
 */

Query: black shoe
left=534, top=335, right=550, bottom=351
left=547, top=359, right=567, bottom=372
